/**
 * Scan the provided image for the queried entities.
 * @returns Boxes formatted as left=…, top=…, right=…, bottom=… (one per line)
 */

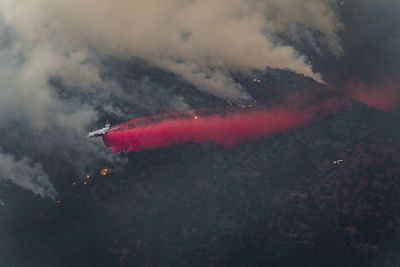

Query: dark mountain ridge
left=0, top=66, right=399, bottom=266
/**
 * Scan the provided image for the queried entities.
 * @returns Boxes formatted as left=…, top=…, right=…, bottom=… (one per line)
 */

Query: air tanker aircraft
left=88, top=121, right=111, bottom=138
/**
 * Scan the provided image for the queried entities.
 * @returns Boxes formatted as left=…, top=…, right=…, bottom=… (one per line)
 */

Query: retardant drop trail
left=102, top=109, right=316, bottom=153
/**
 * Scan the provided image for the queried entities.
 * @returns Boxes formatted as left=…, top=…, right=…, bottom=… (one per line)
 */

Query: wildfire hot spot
left=100, top=169, right=108, bottom=176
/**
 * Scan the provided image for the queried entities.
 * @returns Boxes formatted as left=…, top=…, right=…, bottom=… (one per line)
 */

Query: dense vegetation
left=0, top=67, right=399, bottom=266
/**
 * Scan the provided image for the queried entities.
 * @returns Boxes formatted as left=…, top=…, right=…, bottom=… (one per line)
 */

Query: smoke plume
left=0, top=0, right=343, bottom=99
left=0, top=0, right=345, bottom=196
left=0, top=151, right=56, bottom=199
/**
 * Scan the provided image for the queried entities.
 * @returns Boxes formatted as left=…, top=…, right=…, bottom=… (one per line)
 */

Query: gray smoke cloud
left=305, top=0, right=400, bottom=87
left=0, top=150, right=56, bottom=199
left=0, top=0, right=343, bottom=197
left=0, top=0, right=343, bottom=93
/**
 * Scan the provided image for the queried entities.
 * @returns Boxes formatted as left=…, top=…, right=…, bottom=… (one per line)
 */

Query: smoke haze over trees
left=0, top=0, right=400, bottom=266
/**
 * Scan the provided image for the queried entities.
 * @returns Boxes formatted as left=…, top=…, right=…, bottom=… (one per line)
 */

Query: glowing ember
left=84, top=181, right=87, bottom=185
left=100, top=169, right=108, bottom=176
left=194, top=116, right=198, bottom=119
left=86, top=175, right=90, bottom=179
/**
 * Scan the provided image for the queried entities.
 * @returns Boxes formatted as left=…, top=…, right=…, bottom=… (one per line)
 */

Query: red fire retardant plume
left=102, top=109, right=316, bottom=153
left=348, top=80, right=400, bottom=111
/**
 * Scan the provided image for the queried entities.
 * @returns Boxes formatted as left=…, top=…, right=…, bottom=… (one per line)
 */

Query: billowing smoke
left=0, top=0, right=344, bottom=196
left=0, top=0, right=343, bottom=99
left=0, top=150, right=56, bottom=199
left=103, top=109, right=316, bottom=153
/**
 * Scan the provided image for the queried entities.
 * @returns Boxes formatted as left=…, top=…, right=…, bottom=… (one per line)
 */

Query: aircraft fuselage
left=88, top=124, right=111, bottom=138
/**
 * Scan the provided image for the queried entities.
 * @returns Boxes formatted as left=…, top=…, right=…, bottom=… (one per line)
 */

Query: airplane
left=333, top=159, right=344, bottom=164
left=88, top=121, right=111, bottom=138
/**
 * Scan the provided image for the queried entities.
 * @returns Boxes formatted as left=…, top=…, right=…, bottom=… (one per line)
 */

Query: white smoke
left=0, top=0, right=343, bottom=99
left=0, top=0, right=344, bottom=197
left=0, top=151, right=57, bottom=199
